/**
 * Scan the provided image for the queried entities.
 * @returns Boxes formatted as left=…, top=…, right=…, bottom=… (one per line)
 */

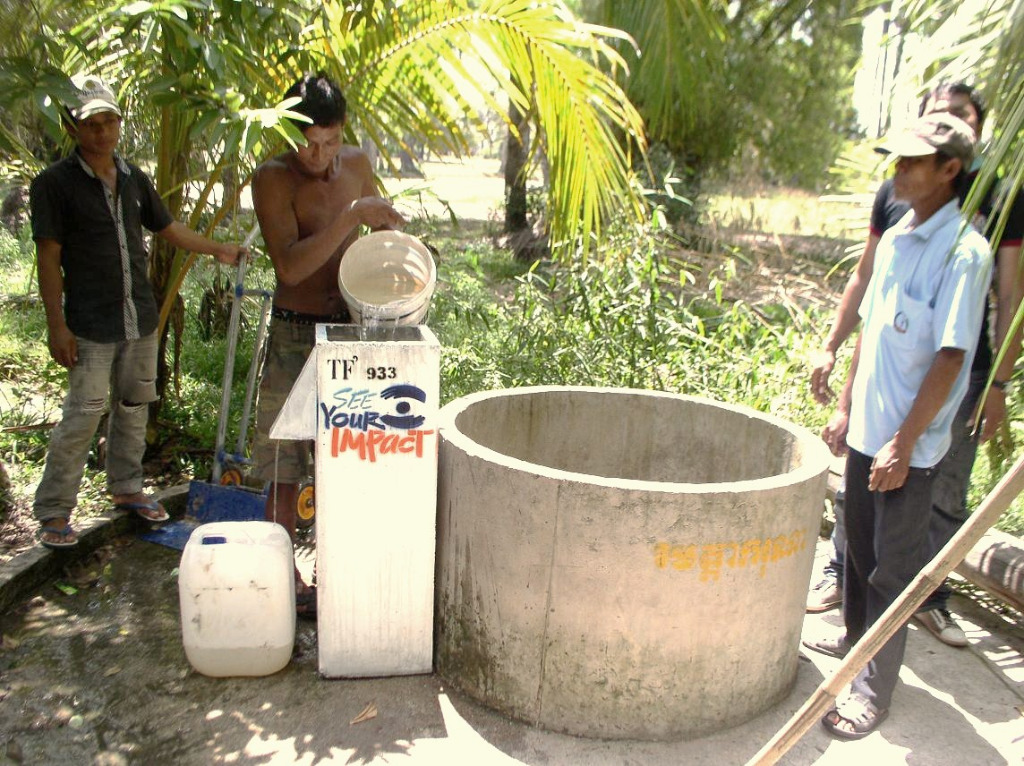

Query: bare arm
left=253, top=153, right=404, bottom=287
left=821, top=333, right=861, bottom=457
left=811, top=233, right=881, bottom=404
left=36, top=238, right=78, bottom=368
left=974, top=242, right=1024, bottom=441
left=869, top=347, right=965, bottom=492
left=156, top=221, right=244, bottom=265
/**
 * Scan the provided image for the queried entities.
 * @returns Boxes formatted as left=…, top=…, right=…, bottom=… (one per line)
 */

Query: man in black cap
left=808, top=113, right=992, bottom=739
left=30, top=73, right=246, bottom=548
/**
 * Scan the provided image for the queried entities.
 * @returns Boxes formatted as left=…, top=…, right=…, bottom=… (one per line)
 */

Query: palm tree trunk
left=504, top=96, right=529, bottom=235
left=148, top=101, right=191, bottom=435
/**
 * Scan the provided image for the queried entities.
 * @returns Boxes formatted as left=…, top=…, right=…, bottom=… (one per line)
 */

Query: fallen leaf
left=54, top=583, right=77, bottom=596
left=350, top=702, right=377, bottom=725
left=103, top=666, right=121, bottom=677
left=6, top=739, right=23, bottom=762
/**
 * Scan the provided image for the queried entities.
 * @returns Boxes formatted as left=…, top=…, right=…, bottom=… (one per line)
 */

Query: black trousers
left=843, top=448, right=935, bottom=709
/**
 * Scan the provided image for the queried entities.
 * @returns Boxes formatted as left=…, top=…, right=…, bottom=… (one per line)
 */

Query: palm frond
left=591, top=0, right=725, bottom=142
left=310, top=0, right=648, bottom=260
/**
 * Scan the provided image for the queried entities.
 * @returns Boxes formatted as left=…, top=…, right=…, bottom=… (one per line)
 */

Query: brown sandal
left=822, top=693, right=889, bottom=740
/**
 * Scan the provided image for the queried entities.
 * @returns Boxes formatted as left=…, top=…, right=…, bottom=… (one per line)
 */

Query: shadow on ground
left=0, top=540, right=451, bottom=764
left=1, top=533, right=1022, bottom=765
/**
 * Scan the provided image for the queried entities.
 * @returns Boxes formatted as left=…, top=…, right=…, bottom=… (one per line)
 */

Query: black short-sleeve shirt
left=30, top=152, right=174, bottom=343
left=868, top=171, right=1024, bottom=374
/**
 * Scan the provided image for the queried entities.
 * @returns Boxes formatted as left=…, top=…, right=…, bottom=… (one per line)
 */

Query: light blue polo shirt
left=847, top=199, right=992, bottom=468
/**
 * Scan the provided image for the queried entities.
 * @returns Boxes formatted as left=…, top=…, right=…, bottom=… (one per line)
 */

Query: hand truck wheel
left=296, top=481, right=316, bottom=529
left=220, top=468, right=243, bottom=486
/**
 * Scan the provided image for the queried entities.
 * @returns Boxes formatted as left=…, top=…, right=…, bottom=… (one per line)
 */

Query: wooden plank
left=747, top=452, right=1024, bottom=766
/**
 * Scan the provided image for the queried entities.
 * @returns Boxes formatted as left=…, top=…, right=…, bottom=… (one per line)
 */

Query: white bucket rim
left=338, top=231, right=436, bottom=322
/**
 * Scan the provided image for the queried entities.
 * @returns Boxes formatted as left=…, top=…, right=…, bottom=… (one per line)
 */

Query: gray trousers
left=33, top=333, right=159, bottom=522
left=843, top=449, right=935, bottom=710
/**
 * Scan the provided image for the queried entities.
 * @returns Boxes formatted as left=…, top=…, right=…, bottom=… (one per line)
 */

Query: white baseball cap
left=69, top=74, right=122, bottom=120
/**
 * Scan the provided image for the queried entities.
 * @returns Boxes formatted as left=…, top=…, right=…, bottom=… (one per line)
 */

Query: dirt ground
left=0, top=536, right=439, bottom=765
left=1, top=524, right=1022, bottom=765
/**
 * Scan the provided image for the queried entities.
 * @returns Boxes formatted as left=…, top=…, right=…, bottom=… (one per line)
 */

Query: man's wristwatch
left=991, top=378, right=1010, bottom=391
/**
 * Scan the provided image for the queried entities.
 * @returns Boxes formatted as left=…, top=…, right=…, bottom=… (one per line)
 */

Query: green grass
left=703, top=186, right=867, bottom=242
left=2, top=193, right=1023, bottom=538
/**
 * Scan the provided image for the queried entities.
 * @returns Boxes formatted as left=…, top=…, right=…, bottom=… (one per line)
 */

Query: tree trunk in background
left=0, top=460, right=12, bottom=519
left=361, top=137, right=380, bottom=174
left=220, top=165, right=238, bottom=222
left=504, top=98, right=529, bottom=234
left=148, top=101, right=192, bottom=441
left=1, top=187, right=26, bottom=232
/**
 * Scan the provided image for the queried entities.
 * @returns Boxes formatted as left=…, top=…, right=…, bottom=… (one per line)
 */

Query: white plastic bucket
left=178, top=521, right=295, bottom=677
left=338, top=231, right=436, bottom=325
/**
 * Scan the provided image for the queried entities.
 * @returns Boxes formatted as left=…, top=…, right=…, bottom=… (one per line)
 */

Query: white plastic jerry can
left=178, top=521, right=296, bottom=677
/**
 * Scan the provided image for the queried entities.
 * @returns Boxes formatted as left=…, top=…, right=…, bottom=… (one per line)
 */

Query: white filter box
left=272, top=324, right=440, bottom=677
left=178, top=521, right=295, bottom=677
left=316, top=325, right=440, bottom=677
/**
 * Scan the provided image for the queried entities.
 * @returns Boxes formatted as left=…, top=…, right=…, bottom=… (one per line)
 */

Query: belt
left=270, top=306, right=350, bottom=326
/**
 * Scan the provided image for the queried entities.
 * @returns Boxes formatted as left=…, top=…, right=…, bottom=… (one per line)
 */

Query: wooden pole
left=746, top=451, right=1024, bottom=766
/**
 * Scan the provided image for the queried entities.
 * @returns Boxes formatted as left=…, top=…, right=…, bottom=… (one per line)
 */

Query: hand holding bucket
left=338, top=231, right=436, bottom=326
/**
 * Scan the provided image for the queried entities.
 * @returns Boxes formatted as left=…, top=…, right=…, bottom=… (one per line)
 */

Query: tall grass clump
left=431, top=222, right=1023, bottom=536
left=3, top=203, right=1022, bottom=540
left=158, top=252, right=277, bottom=479
left=496, top=223, right=827, bottom=431
left=506, top=237, right=695, bottom=391
left=0, top=227, right=63, bottom=471
left=427, top=235, right=533, bottom=404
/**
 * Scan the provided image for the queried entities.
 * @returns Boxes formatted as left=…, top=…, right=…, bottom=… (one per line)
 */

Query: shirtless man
left=251, top=73, right=404, bottom=612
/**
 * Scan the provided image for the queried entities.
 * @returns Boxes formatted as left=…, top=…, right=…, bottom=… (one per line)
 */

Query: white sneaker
left=807, top=576, right=842, bottom=613
left=914, top=608, right=968, bottom=647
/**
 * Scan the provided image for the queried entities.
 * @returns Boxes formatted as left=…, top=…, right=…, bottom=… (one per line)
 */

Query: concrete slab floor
left=0, top=528, right=1022, bottom=765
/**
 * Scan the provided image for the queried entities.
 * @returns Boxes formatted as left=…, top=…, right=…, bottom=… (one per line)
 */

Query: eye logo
left=379, top=384, right=427, bottom=429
